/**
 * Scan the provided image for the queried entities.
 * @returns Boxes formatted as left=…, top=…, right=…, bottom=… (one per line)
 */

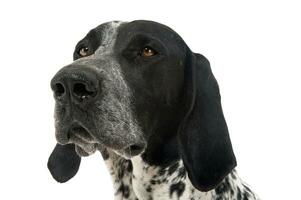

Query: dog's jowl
left=48, top=20, right=259, bottom=200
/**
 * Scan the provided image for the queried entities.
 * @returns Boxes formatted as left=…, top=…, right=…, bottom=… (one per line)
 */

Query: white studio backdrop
left=0, top=0, right=300, bottom=199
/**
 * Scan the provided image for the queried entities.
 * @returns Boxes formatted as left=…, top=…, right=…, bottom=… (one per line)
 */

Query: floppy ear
left=178, top=52, right=236, bottom=192
left=47, top=143, right=81, bottom=183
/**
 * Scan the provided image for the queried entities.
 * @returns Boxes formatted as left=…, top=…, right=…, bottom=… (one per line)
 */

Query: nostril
left=53, top=83, right=65, bottom=97
left=73, top=83, right=96, bottom=100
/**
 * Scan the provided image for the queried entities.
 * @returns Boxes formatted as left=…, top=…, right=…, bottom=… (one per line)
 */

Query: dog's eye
left=140, top=46, right=157, bottom=57
left=78, top=47, right=89, bottom=57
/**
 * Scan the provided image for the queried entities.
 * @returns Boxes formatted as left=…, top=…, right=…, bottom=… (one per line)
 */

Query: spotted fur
left=101, top=151, right=259, bottom=200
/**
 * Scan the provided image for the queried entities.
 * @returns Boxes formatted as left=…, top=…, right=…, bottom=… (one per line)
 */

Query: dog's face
left=49, top=20, right=236, bottom=191
left=51, top=21, right=187, bottom=158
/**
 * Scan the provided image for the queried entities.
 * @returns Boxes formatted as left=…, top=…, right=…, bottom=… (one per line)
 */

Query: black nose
left=51, top=66, right=99, bottom=103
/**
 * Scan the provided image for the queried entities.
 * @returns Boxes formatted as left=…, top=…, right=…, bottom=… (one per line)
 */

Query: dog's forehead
left=115, top=20, right=183, bottom=46
left=93, top=21, right=125, bottom=45
left=120, top=20, right=177, bottom=35
left=89, top=20, right=181, bottom=51
left=93, top=20, right=176, bottom=38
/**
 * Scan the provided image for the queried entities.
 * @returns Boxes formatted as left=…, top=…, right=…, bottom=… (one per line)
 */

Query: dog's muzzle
left=51, top=65, right=101, bottom=156
left=51, top=64, right=146, bottom=158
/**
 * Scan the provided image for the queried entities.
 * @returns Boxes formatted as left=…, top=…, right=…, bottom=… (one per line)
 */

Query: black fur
left=178, top=53, right=236, bottom=191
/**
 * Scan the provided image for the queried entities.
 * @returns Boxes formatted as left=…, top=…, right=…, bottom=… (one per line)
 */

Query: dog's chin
left=57, top=122, right=146, bottom=158
left=62, top=123, right=99, bottom=157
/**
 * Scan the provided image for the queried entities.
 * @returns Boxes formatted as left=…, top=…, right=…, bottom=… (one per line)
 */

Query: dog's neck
left=130, top=156, right=197, bottom=199
left=101, top=149, right=257, bottom=200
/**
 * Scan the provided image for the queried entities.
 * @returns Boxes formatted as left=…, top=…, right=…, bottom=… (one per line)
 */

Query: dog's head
left=48, top=20, right=236, bottom=191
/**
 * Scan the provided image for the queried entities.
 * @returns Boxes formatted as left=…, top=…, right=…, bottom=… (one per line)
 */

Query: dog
left=48, top=20, right=259, bottom=200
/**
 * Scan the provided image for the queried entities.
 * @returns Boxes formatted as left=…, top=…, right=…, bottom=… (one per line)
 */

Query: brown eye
left=79, top=47, right=89, bottom=57
left=140, top=46, right=157, bottom=57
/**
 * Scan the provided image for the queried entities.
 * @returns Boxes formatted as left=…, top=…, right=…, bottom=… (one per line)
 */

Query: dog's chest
left=131, top=157, right=186, bottom=200
left=103, top=151, right=258, bottom=200
left=130, top=157, right=214, bottom=200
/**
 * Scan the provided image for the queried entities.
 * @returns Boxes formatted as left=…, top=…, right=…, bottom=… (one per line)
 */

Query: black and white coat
left=47, top=20, right=260, bottom=200
left=101, top=148, right=258, bottom=200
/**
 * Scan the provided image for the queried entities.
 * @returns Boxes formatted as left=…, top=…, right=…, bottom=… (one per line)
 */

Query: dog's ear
left=47, top=143, right=81, bottom=183
left=178, top=52, right=236, bottom=192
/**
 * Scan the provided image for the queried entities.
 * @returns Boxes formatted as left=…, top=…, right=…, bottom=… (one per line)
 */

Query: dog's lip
left=59, top=122, right=146, bottom=158
left=66, top=123, right=99, bottom=156
left=68, top=123, right=96, bottom=143
left=75, top=144, right=96, bottom=157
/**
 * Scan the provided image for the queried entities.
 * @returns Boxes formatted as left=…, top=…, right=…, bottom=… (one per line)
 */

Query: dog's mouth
left=67, top=124, right=98, bottom=157
left=58, top=122, right=146, bottom=158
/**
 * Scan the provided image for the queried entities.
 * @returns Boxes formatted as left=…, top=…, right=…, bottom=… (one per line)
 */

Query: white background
left=0, top=0, right=300, bottom=199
